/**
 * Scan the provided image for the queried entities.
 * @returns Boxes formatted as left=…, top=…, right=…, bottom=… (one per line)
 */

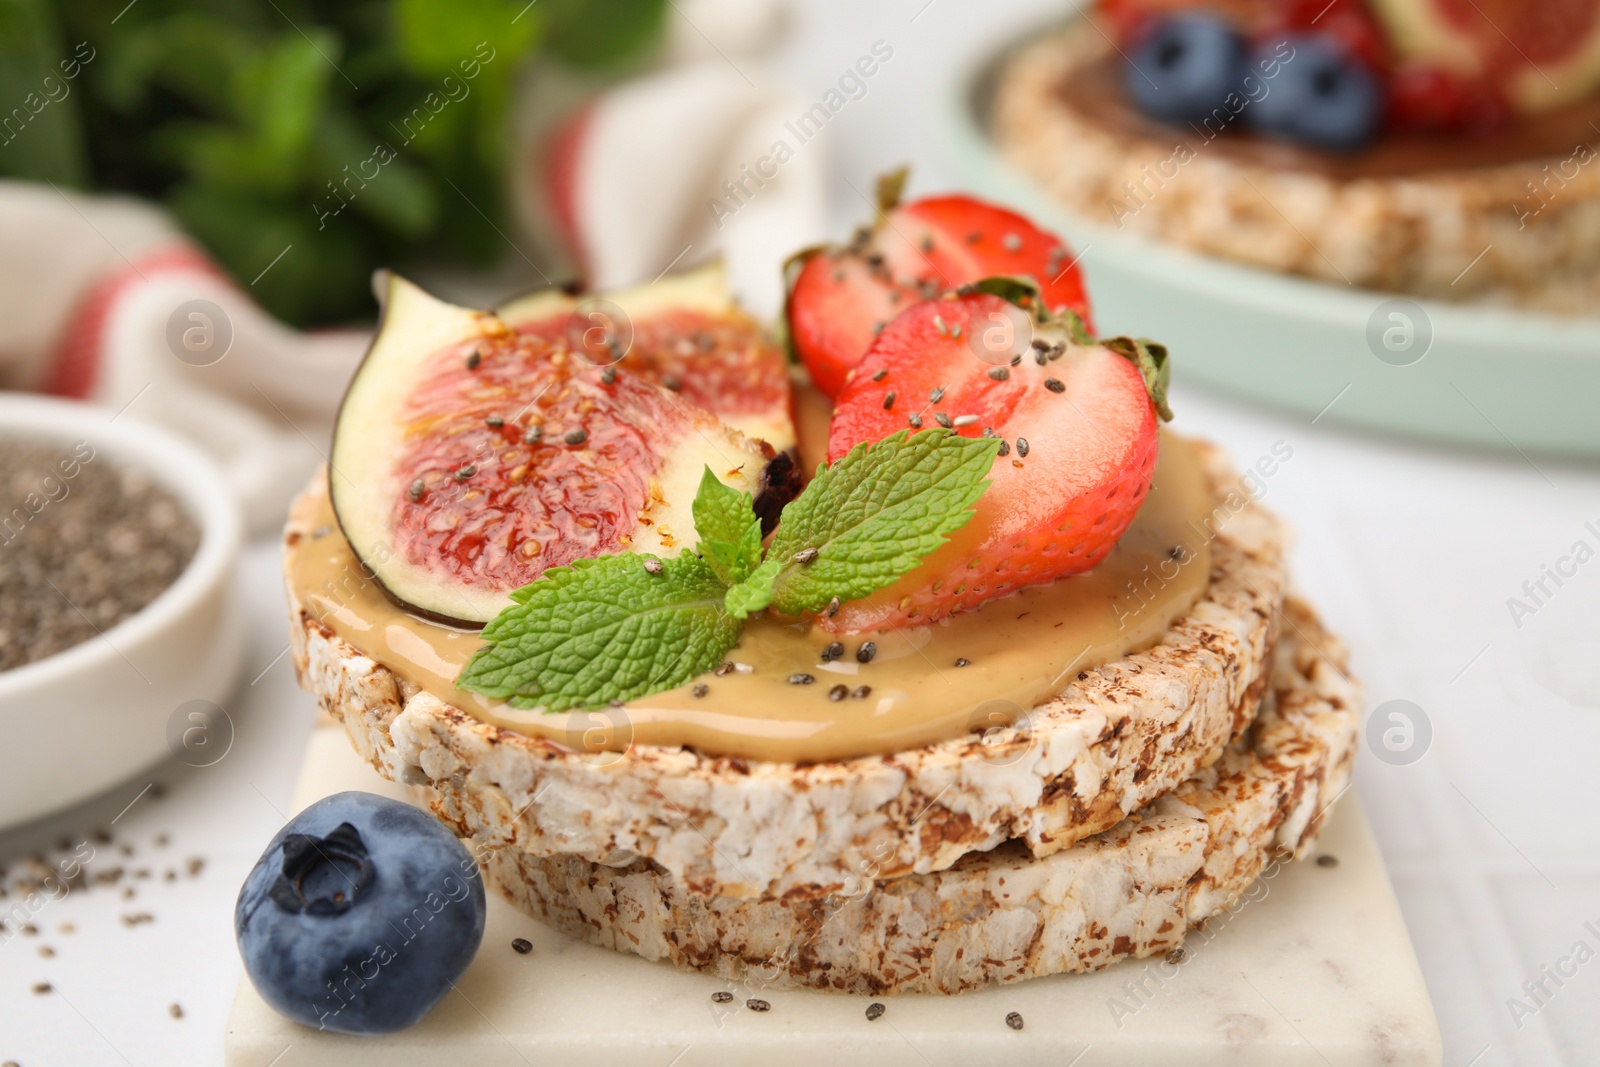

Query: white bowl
left=0, top=394, right=245, bottom=829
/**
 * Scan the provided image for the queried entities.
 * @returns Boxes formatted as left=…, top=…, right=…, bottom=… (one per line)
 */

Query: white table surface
left=4, top=3, right=1599, bottom=1065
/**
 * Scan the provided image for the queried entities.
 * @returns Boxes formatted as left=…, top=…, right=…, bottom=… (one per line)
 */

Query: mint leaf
left=724, top=557, right=781, bottom=619
left=692, top=466, right=763, bottom=585
left=457, top=552, right=738, bottom=711
left=765, top=429, right=1000, bottom=617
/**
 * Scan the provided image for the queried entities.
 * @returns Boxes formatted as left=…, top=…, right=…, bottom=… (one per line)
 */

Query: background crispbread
left=992, top=23, right=1600, bottom=313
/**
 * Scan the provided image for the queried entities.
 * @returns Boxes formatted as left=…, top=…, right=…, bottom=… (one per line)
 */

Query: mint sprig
left=691, top=467, right=764, bottom=586
left=456, top=553, right=738, bottom=710
left=761, top=430, right=1000, bottom=616
left=455, top=429, right=999, bottom=713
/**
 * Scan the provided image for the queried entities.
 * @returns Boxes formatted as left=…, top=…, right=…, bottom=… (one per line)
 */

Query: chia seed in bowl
left=0, top=437, right=201, bottom=671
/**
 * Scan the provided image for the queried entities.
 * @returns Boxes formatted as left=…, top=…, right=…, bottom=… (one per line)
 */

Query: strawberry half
left=786, top=172, right=1094, bottom=398
left=824, top=280, right=1169, bottom=633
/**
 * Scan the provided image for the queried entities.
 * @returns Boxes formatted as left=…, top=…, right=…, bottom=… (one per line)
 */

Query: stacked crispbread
left=284, top=442, right=1359, bottom=994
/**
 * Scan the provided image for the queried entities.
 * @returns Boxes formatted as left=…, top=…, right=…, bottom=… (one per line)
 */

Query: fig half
left=330, top=272, right=794, bottom=627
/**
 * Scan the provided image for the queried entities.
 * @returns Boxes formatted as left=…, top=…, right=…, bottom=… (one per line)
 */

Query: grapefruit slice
left=496, top=263, right=795, bottom=454
left=331, top=273, right=786, bottom=626
left=1367, top=0, right=1600, bottom=111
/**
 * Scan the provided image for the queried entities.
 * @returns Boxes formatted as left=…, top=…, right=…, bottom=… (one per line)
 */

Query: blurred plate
left=940, top=28, right=1600, bottom=459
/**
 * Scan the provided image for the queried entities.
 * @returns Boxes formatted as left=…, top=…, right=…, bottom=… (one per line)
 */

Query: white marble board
left=223, top=727, right=1442, bottom=1066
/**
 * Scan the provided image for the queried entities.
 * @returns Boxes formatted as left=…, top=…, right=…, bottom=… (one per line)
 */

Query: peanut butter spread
left=286, top=391, right=1216, bottom=762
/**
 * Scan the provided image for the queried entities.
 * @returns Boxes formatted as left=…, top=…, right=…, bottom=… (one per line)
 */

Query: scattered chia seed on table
left=0, top=439, right=199, bottom=672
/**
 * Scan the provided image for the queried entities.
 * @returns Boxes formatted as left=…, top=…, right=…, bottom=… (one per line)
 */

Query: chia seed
left=1316, top=854, right=1339, bottom=868
left=407, top=479, right=425, bottom=502
left=601, top=366, right=617, bottom=385
left=1016, top=438, right=1030, bottom=458
left=523, top=426, right=544, bottom=445
left=988, top=367, right=1009, bottom=381
left=0, top=439, right=199, bottom=672
left=1005, top=1011, right=1024, bottom=1031
left=792, top=547, right=818, bottom=564
left=827, top=596, right=841, bottom=617
left=564, top=428, right=589, bottom=446
left=746, top=998, right=770, bottom=1012
left=692, top=683, right=709, bottom=698
left=908, top=414, right=923, bottom=428
left=882, top=391, right=896, bottom=411
left=788, top=673, right=814, bottom=685
left=929, top=387, right=945, bottom=403
left=511, top=938, right=532, bottom=954
left=954, top=657, right=971, bottom=667
left=465, top=349, right=481, bottom=370
left=1043, top=377, right=1065, bottom=393
left=828, top=684, right=848, bottom=701
left=820, top=642, right=844, bottom=662
left=486, top=415, right=504, bottom=428
left=935, top=412, right=953, bottom=429
left=852, top=685, right=872, bottom=699
left=866, top=1002, right=886, bottom=1021
left=872, top=368, right=888, bottom=382
left=711, top=991, right=734, bottom=1003
left=855, top=641, right=877, bottom=664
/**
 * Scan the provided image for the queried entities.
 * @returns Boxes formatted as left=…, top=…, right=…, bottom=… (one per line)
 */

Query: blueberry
left=1125, top=13, right=1247, bottom=124
left=1246, top=34, right=1382, bottom=150
left=235, top=791, right=486, bottom=1035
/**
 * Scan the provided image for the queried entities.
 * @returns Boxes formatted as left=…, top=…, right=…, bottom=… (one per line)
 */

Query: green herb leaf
left=1103, top=336, right=1174, bottom=422
left=723, top=557, right=782, bottom=619
left=692, top=465, right=763, bottom=585
left=456, top=552, right=738, bottom=711
left=956, top=274, right=1042, bottom=311
left=765, top=429, right=1000, bottom=617
left=1059, top=308, right=1096, bottom=346
left=875, top=165, right=909, bottom=216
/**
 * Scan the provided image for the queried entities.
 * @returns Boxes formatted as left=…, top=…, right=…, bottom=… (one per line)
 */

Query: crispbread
left=992, top=22, right=1600, bottom=314
left=285, top=441, right=1286, bottom=901
left=484, top=598, right=1357, bottom=995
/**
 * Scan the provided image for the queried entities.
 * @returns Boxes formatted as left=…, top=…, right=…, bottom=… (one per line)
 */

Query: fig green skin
left=235, top=791, right=486, bottom=1035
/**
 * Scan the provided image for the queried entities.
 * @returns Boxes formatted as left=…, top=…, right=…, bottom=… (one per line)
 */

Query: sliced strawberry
left=787, top=177, right=1094, bottom=399
left=823, top=285, right=1166, bottom=633
left=1384, top=63, right=1510, bottom=131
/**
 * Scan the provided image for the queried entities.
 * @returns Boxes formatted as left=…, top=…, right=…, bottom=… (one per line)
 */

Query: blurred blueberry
left=1125, top=13, right=1247, bottom=124
left=1247, top=34, right=1382, bottom=150
left=236, top=791, right=486, bottom=1035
